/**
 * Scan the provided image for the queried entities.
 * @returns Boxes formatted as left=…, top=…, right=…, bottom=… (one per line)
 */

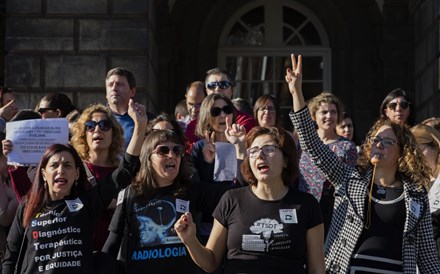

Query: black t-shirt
left=2, top=152, right=139, bottom=274
left=350, top=184, right=405, bottom=273
left=109, top=183, right=229, bottom=274
left=213, top=186, right=322, bottom=274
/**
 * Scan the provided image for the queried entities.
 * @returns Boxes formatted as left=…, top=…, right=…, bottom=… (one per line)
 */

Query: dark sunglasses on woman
left=85, top=120, right=113, bottom=132
left=210, top=105, right=234, bottom=117
left=387, top=101, right=410, bottom=111
left=153, top=144, right=185, bottom=158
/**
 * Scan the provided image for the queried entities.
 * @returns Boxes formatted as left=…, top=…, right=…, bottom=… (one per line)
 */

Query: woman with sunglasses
left=102, top=129, right=229, bottom=273
left=379, top=88, right=415, bottom=126
left=35, top=93, right=77, bottom=120
left=190, top=93, right=246, bottom=244
left=191, top=93, right=246, bottom=185
left=288, top=54, right=440, bottom=273
left=174, top=126, right=325, bottom=274
left=2, top=100, right=147, bottom=274
left=69, top=103, right=126, bottom=250
left=149, top=113, right=200, bottom=182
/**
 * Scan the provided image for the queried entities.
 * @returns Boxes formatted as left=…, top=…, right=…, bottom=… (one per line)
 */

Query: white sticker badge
left=410, top=199, right=421, bottom=219
left=279, top=209, right=297, bottom=224
left=65, top=198, right=84, bottom=212
left=176, top=198, right=190, bottom=213
left=117, top=189, right=126, bottom=206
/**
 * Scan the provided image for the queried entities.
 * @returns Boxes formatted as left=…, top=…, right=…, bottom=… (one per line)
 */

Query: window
left=219, top=0, right=330, bottom=127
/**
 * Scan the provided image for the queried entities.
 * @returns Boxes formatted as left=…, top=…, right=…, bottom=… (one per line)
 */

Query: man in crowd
left=105, top=67, right=153, bottom=147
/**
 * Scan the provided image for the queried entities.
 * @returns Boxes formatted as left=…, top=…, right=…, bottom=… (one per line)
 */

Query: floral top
left=298, top=137, right=358, bottom=201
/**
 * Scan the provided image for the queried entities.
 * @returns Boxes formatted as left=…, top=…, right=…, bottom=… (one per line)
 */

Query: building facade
left=1, top=0, right=439, bottom=138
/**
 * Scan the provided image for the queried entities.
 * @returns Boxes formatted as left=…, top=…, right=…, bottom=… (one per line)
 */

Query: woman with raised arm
left=288, top=53, right=440, bottom=273
left=2, top=100, right=147, bottom=274
left=102, top=129, right=231, bottom=274
left=174, top=126, right=325, bottom=274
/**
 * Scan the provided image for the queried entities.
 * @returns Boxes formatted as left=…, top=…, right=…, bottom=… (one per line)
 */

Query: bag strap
left=14, top=227, right=28, bottom=274
left=83, top=162, right=97, bottom=188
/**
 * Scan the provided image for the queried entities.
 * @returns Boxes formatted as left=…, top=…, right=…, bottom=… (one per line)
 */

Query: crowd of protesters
left=1, top=53, right=440, bottom=274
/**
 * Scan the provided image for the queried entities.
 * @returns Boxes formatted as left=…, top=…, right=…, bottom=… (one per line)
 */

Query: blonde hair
left=70, top=104, right=124, bottom=165
left=307, top=92, right=344, bottom=123
left=195, top=93, right=236, bottom=138
left=357, top=118, right=431, bottom=190
left=411, top=124, right=440, bottom=178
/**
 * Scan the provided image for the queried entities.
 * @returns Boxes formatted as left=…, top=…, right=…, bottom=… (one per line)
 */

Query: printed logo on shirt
left=175, top=198, right=189, bottom=213
left=241, top=218, right=291, bottom=253
left=65, top=198, right=84, bottom=212
left=133, top=199, right=181, bottom=247
left=279, top=209, right=297, bottom=224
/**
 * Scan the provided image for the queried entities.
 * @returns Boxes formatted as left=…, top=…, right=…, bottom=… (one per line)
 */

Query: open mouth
left=55, top=178, right=68, bottom=186
left=93, top=136, right=104, bottom=141
left=257, top=164, right=269, bottom=172
left=165, top=163, right=176, bottom=170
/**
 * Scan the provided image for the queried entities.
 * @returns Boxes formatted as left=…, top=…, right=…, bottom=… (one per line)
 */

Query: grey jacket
left=290, top=107, right=440, bottom=274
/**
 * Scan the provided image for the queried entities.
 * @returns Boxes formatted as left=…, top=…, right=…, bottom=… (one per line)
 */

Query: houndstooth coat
left=290, top=108, right=440, bottom=274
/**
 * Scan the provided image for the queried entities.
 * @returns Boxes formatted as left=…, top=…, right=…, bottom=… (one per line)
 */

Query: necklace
left=376, top=179, right=399, bottom=195
left=369, top=191, right=404, bottom=205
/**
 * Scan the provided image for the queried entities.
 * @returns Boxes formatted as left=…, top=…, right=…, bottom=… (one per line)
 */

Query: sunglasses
left=85, top=120, right=113, bottom=132
left=210, top=105, right=234, bottom=117
left=368, top=136, right=399, bottom=148
left=206, top=81, right=233, bottom=90
left=38, top=107, right=57, bottom=114
left=152, top=145, right=185, bottom=158
left=387, top=101, right=410, bottom=111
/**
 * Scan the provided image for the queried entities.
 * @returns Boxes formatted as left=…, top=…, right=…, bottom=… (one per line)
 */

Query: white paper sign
left=213, top=142, right=237, bottom=182
left=6, top=118, right=69, bottom=166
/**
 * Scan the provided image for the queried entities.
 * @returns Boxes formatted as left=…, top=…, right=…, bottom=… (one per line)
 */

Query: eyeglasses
left=152, top=145, right=185, bottom=158
left=85, top=120, right=113, bottom=132
left=247, top=145, right=280, bottom=158
left=368, top=136, right=399, bottom=148
left=38, top=108, right=57, bottom=114
left=387, top=101, right=410, bottom=111
left=210, top=105, right=234, bottom=117
left=258, top=106, right=276, bottom=113
left=206, top=81, right=233, bottom=90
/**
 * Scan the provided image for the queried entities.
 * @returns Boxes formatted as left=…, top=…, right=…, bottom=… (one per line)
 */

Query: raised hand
left=126, top=99, right=148, bottom=156
left=2, top=139, right=13, bottom=156
left=202, top=130, right=216, bottom=163
left=225, top=116, right=246, bottom=145
left=0, top=100, right=18, bottom=121
left=127, top=98, right=148, bottom=127
left=285, top=54, right=306, bottom=111
left=285, top=54, right=303, bottom=95
left=174, top=212, right=197, bottom=245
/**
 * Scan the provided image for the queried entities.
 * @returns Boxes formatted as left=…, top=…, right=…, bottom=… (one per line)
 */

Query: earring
left=75, top=180, right=78, bottom=187
left=44, top=180, right=47, bottom=189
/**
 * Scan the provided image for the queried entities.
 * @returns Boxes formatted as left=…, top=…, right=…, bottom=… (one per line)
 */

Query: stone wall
left=4, top=0, right=160, bottom=113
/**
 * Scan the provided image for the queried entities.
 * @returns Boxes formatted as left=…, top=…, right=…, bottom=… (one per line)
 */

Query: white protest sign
left=6, top=118, right=69, bottom=166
